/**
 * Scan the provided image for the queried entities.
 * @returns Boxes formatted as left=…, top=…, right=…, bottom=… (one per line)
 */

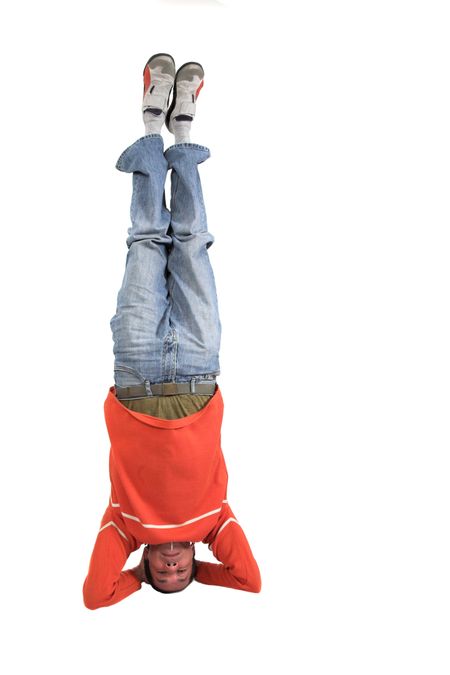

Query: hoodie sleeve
left=83, top=505, right=142, bottom=610
left=195, top=503, right=261, bottom=593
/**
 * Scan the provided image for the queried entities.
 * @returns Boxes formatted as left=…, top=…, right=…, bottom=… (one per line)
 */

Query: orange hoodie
left=83, top=385, right=261, bottom=609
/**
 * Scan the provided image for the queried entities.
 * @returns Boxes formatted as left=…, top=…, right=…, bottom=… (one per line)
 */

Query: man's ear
left=143, top=551, right=151, bottom=584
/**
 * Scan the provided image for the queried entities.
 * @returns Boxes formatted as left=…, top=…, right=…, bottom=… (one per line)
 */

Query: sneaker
left=166, top=61, right=205, bottom=133
left=142, top=53, right=176, bottom=115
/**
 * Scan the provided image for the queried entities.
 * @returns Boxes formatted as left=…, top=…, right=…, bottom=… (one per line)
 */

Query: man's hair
left=144, top=554, right=197, bottom=594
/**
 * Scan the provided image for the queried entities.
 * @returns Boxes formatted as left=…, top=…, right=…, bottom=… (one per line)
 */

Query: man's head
left=144, top=542, right=196, bottom=593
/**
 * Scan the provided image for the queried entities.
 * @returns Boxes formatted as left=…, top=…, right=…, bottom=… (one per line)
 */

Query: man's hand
left=129, top=546, right=148, bottom=584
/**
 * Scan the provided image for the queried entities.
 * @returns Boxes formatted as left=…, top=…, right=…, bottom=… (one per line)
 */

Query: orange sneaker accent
left=143, top=66, right=151, bottom=97
left=195, top=80, right=204, bottom=99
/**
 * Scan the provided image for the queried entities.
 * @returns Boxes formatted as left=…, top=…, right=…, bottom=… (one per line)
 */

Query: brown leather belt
left=115, top=380, right=216, bottom=400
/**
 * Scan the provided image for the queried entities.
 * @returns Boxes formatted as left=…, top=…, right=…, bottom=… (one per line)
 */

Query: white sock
left=143, top=108, right=165, bottom=135
left=172, top=117, right=192, bottom=144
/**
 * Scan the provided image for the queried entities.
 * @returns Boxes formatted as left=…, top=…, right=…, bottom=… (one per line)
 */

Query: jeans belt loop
left=190, top=378, right=196, bottom=394
left=144, top=379, right=154, bottom=397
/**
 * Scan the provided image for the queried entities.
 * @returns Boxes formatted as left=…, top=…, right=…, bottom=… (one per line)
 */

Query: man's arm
left=195, top=504, right=261, bottom=593
left=83, top=505, right=143, bottom=610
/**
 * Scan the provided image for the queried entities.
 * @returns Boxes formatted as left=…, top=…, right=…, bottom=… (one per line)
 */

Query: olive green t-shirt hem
left=119, top=393, right=212, bottom=420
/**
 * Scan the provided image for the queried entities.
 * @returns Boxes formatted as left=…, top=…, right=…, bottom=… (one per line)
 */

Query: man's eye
left=178, top=569, right=187, bottom=574
left=158, top=571, right=168, bottom=575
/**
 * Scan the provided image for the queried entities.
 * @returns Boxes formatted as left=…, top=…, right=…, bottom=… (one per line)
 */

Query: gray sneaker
left=142, top=53, right=176, bottom=115
left=166, top=61, right=205, bottom=133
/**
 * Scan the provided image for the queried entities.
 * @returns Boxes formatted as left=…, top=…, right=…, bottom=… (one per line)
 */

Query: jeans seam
left=171, top=171, right=179, bottom=204
left=162, top=328, right=178, bottom=381
left=170, top=328, right=178, bottom=380
left=165, top=143, right=210, bottom=153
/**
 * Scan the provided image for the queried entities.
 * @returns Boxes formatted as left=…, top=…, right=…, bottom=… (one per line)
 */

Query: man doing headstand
left=83, top=54, right=261, bottom=609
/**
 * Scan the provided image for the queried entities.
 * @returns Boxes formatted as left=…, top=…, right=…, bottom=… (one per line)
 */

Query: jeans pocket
left=114, top=364, right=145, bottom=387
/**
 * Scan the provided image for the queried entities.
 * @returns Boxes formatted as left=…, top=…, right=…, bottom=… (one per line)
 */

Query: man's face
left=147, top=542, right=194, bottom=592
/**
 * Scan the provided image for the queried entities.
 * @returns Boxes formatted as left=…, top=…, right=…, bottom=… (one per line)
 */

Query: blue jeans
left=110, top=134, right=221, bottom=390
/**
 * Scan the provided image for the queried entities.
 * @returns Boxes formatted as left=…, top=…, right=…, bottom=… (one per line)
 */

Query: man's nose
left=165, top=560, right=178, bottom=567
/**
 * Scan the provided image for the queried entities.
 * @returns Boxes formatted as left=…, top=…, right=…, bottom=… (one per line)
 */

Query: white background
left=1, top=0, right=449, bottom=673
